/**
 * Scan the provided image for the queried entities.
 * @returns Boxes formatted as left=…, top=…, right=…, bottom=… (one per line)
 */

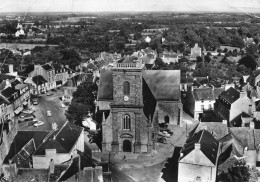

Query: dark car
left=157, top=137, right=167, bottom=144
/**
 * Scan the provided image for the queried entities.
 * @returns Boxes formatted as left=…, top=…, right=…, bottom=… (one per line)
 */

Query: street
left=19, top=90, right=67, bottom=131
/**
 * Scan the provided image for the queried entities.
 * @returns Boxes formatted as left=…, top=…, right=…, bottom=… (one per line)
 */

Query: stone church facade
left=97, top=60, right=182, bottom=154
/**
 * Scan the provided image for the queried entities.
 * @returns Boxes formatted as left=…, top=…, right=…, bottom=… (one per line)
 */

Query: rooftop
left=34, top=121, right=83, bottom=155
left=181, top=129, right=219, bottom=165
left=42, top=64, right=53, bottom=71
left=219, top=87, right=240, bottom=104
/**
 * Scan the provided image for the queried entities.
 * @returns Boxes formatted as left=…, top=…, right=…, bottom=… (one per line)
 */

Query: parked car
left=161, top=128, right=173, bottom=136
left=60, top=103, right=66, bottom=108
left=47, top=92, right=53, bottom=96
left=22, top=108, right=35, bottom=114
left=32, top=98, right=39, bottom=105
left=47, top=110, right=52, bottom=117
left=158, top=131, right=171, bottom=138
left=18, top=114, right=35, bottom=123
left=33, top=121, right=44, bottom=127
left=28, top=119, right=37, bottom=126
left=157, top=137, right=167, bottom=144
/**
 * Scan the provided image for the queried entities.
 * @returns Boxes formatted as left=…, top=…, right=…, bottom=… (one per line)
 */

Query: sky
left=0, top=0, right=260, bottom=13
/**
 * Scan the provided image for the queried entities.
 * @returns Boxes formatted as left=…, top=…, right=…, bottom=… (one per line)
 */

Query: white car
left=158, top=131, right=171, bottom=138
left=60, top=103, right=66, bottom=108
left=47, top=110, right=52, bottom=117
left=33, top=121, right=44, bottom=127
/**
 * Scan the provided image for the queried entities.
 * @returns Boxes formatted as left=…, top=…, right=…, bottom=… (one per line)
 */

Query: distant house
left=55, top=66, right=73, bottom=87
left=185, top=87, right=224, bottom=120
left=180, top=76, right=208, bottom=92
left=178, top=129, right=219, bottom=182
left=215, top=87, right=255, bottom=126
left=42, top=64, right=55, bottom=90
left=190, top=43, right=201, bottom=59
left=25, top=75, right=47, bottom=94
left=32, top=121, right=84, bottom=169
left=63, top=73, right=94, bottom=104
left=161, top=52, right=178, bottom=64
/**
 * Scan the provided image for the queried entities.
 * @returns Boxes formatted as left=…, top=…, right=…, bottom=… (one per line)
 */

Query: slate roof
left=142, top=70, right=181, bottom=101
left=97, top=69, right=181, bottom=102
left=59, top=152, right=96, bottom=181
left=42, top=64, right=53, bottom=71
left=34, top=121, right=83, bottom=155
left=194, top=122, right=229, bottom=140
left=142, top=55, right=155, bottom=65
left=143, top=78, right=157, bottom=119
left=86, top=63, right=98, bottom=70
left=11, top=139, right=36, bottom=168
left=122, top=56, right=138, bottom=63
left=219, top=87, right=240, bottom=104
left=181, top=129, right=219, bottom=165
left=1, top=86, right=16, bottom=102
left=32, top=75, right=47, bottom=85
left=97, top=68, right=113, bottom=101
left=23, top=64, right=34, bottom=75
left=230, top=128, right=255, bottom=150
left=3, top=131, right=50, bottom=164
left=0, top=74, right=15, bottom=82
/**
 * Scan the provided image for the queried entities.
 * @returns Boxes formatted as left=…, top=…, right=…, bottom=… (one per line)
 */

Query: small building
left=178, top=129, right=219, bottom=182
left=190, top=43, right=201, bottom=59
left=215, top=87, right=255, bottom=126
left=32, top=121, right=84, bottom=169
left=186, top=87, right=224, bottom=120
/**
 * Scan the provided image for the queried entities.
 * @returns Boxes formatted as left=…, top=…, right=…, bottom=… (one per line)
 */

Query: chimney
left=195, top=143, right=201, bottom=150
left=94, top=166, right=103, bottom=182
left=240, top=91, right=247, bottom=98
left=49, top=159, right=54, bottom=174
left=250, top=121, right=255, bottom=129
left=222, top=120, right=227, bottom=125
left=9, top=64, right=13, bottom=73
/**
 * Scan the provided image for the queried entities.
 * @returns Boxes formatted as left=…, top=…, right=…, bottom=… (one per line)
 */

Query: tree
left=217, top=160, right=250, bottom=182
left=66, top=81, right=98, bottom=125
left=238, top=55, right=257, bottom=71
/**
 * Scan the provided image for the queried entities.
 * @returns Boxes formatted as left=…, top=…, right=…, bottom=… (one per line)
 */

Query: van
left=33, top=98, right=38, bottom=105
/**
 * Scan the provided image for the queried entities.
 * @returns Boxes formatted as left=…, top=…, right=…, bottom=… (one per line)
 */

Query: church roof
left=142, top=70, right=181, bottom=101
left=97, top=69, right=113, bottom=101
left=97, top=69, right=181, bottom=102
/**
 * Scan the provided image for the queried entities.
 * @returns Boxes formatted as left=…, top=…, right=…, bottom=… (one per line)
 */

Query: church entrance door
left=123, top=140, right=131, bottom=152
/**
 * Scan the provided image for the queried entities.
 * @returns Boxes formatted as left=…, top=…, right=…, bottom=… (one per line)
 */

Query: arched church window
left=123, top=115, right=131, bottom=130
left=123, top=81, right=130, bottom=95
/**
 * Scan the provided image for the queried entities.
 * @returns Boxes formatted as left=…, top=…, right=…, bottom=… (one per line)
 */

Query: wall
left=155, top=101, right=182, bottom=126
left=178, top=162, right=216, bottom=182
left=230, top=97, right=254, bottom=122
left=33, top=151, right=71, bottom=169
left=194, top=100, right=215, bottom=120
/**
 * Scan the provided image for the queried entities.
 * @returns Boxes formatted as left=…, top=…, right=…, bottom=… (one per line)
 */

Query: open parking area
left=18, top=89, right=67, bottom=131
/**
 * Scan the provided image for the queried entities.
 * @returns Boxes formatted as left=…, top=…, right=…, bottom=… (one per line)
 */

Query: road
left=19, top=90, right=67, bottom=131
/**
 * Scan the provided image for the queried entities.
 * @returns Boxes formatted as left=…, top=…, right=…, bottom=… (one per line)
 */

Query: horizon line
left=0, top=10, right=259, bottom=14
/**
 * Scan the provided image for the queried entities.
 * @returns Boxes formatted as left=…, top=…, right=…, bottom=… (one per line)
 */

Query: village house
left=32, top=121, right=84, bottom=169
left=214, top=87, right=255, bottom=126
left=161, top=52, right=178, bottom=64
left=178, top=129, right=219, bottom=182
left=190, top=43, right=201, bottom=60
left=54, top=65, right=73, bottom=88
left=185, top=87, right=224, bottom=120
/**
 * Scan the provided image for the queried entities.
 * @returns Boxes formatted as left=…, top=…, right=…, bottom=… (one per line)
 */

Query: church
left=97, top=59, right=182, bottom=154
